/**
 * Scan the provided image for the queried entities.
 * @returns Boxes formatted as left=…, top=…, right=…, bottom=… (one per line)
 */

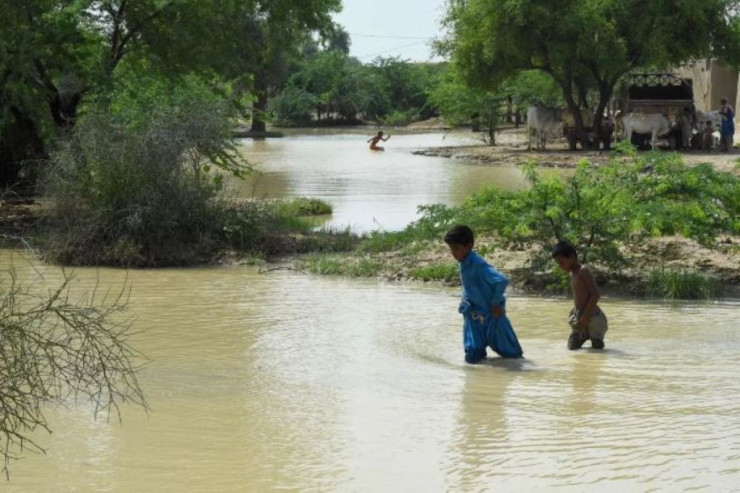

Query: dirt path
left=414, top=128, right=740, bottom=174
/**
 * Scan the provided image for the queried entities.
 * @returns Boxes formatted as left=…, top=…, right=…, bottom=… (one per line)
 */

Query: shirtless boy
left=367, top=131, right=391, bottom=151
left=552, top=241, right=608, bottom=350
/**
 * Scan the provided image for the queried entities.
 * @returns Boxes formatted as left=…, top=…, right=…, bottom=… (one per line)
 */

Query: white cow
left=527, top=105, right=563, bottom=151
left=616, top=112, right=672, bottom=150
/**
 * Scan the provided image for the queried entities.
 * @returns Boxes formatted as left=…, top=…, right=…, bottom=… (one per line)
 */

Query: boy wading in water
left=445, top=225, right=524, bottom=364
left=552, top=241, right=608, bottom=350
left=367, top=131, right=391, bottom=151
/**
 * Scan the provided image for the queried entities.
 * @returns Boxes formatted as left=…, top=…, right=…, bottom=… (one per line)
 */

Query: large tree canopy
left=442, top=0, right=740, bottom=147
left=0, top=0, right=341, bottom=184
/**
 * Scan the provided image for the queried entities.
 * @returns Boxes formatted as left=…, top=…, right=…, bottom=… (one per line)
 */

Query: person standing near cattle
left=718, top=98, right=735, bottom=152
left=702, top=120, right=715, bottom=151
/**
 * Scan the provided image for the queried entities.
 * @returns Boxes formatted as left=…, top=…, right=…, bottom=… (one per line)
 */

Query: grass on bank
left=300, top=254, right=384, bottom=277
left=410, top=262, right=459, bottom=283
left=645, top=269, right=721, bottom=300
left=314, top=146, right=739, bottom=299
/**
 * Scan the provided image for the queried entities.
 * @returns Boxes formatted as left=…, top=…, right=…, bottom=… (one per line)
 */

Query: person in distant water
left=718, top=98, right=735, bottom=152
left=444, top=225, right=524, bottom=364
left=552, top=241, right=608, bottom=350
left=367, top=131, right=391, bottom=151
left=702, top=120, right=714, bottom=151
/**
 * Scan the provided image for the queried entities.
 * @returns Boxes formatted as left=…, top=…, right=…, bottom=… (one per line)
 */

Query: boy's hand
left=578, top=314, right=590, bottom=330
left=458, top=299, right=473, bottom=315
left=490, top=305, right=503, bottom=318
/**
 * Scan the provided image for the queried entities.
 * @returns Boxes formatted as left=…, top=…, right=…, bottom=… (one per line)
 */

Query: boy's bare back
left=570, top=264, right=599, bottom=310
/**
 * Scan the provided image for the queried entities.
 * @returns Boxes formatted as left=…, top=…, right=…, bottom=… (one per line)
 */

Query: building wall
left=677, top=60, right=712, bottom=111
left=676, top=60, right=738, bottom=112
left=710, top=62, right=738, bottom=110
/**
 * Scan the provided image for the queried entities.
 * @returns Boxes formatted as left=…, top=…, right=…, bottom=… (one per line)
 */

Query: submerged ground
left=3, top=129, right=739, bottom=490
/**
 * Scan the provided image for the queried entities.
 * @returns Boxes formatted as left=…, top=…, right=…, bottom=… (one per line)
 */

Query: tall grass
left=645, top=269, right=721, bottom=300
left=410, top=262, right=459, bottom=282
left=40, top=105, right=346, bottom=266
left=42, top=105, right=242, bottom=266
left=300, top=254, right=384, bottom=277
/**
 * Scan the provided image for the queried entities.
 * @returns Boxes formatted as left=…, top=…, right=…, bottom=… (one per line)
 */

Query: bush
left=411, top=262, right=459, bottom=282
left=380, top=109, right=419, bottom=126
left=410, top=150, right=739, bottom=271
left=645, top=268, right=721, bottom=300
left=41, top=104, right=246, bottom=267
left=300, top=254, right=384, bottom=277
left=269, top=86, right=317, bottom=126
left=282, top=197, right=333, bottom=216
left=350, top=149, right=739, bottom=294
left=0, top=269, right=145, bottom=474
left=220, top=199, right=354, bottom=255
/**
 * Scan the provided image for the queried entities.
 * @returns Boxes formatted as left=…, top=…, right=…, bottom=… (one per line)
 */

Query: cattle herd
left=526, top=104, right=725, bottom=151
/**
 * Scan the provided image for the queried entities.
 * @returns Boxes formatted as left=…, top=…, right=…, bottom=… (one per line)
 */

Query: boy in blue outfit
left=444, top=225, right=524, bottom=364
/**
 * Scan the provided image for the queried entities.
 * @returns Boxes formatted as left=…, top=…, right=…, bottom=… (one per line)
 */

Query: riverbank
left=3, top=196, right=737, bottom=299
left=292, top=234, right=740, bottom=299
left=414, top=128, right=740, bottom=174
left=291, top=147, right=740, bottom=300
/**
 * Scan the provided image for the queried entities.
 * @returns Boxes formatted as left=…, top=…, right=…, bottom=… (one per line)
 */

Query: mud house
left=676, top=59, right=739, bottom=114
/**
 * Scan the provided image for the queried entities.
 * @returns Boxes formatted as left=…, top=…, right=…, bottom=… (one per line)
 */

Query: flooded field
left=5, top=131, right=739, bottom=491
left=235, top=130, right=532, bottom=232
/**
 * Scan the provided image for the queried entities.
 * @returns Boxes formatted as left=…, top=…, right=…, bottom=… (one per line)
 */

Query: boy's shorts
left=568, top=307, right=608, bottom=341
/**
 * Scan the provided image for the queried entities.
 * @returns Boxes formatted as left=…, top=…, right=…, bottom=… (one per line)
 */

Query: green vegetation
left=398, top=148, right=738, bottom=269
left=285, top=198, right=334, bottom=216
left=300, top=254, right=384, bottom=277
left=40, top=105, right=346, bottom=266
left=440, top=0, right=740, bottom=145
left=0, top=0, right=341, bottom=187
left=316, top=149, right=739, bottom=298
left=221, top=201, right=353, bottom=256
left=41, top=106, right=242, bottom=267
left=428, top=68, right=561, bottom=143
left=646, top=269, right=721, bottom=300
left=270, top=52, right=442, bottom=126
left=410, top=262, right=460, bottom=283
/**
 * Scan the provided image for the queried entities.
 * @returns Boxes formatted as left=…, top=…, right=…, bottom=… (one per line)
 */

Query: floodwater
left=235, top=130, right=530, bottom=232
left=5, top=131, right=740, bottom=491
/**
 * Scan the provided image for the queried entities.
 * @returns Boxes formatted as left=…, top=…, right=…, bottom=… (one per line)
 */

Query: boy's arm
left=383, top=135, right=391, bottom=141
left=482, top=265, right=508, bottom=317
left=578, top=266, right=601, bottom=327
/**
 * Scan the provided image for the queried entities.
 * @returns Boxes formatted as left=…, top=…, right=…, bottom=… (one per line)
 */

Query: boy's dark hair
left=444, top=225, right=474, bottom=246
left=551, top=240, right=578, bottom=259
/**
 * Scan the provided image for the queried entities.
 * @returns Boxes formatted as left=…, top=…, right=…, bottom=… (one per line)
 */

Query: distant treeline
left=268, top=43, right=563, bottom=128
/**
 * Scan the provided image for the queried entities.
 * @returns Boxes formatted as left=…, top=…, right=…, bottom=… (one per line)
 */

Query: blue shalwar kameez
left=457, top=251, right=523, bottom=363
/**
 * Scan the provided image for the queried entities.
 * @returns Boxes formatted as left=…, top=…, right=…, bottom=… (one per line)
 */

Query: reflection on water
left=4, top=253, right=739, bottom=491
left=234, top=131, right=531, bottom=232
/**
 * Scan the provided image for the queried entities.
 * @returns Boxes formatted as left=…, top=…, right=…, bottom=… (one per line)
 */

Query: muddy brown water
left=235, top=130, right=532, bottom=232
left=5, top=131, right=740, bottom=491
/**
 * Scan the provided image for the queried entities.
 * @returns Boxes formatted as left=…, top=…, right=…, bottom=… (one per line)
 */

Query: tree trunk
left=562, top=86, right=587, bottom=149
left=0, top=107, right=47, bottom=188
left=251, top=92, right=268, bottom=133
left=488, top=112, right=496, bottom=146
left=47, top=90, right=82, bottom=131
left=593, top=82, right=613, bottom=150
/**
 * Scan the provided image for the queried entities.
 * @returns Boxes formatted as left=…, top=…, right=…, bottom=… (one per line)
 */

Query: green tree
left=441, top=0, right=740, bottom=148
left=246, top=1, right=342, bottom=132
left=0, top=0, right=342, bottom=184
left=428, top=66, right=504, bottom=144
